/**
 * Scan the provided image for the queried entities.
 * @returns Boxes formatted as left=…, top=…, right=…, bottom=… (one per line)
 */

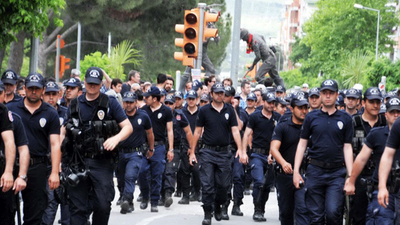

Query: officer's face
left=200, top=100, right=209, bottom=107
left=212, top=91, right=224, bottom=103
left=123, top=101, right=136, bottom=114
left=65, top=86, right=80, bottom=100
left=4, top=83, right=16, bottom=95
left=292, top=105, right=309, bottom=122
left=320, top=90, right=338, bottom=107
left=165, top=101, right=175, bottom=110
left=25, top=86, right=44, bottom=103
left=224, top=95, right=233, bottom=104
left=254, top=91, right=262, bottom=104
left=144, top=95, right=154, bottom=106
left=263, top=100, right=275, bottom=113
left=275, top=103, right=286, bottom=115
left=246, top=99, right=256, bottom=109
left=308, top=95, right=321, bottom=109
left=275, top=91, right=284, bottom=98
left=386, top=109, right=400, bottom=126
left=345, top=97, right=359, bottom=110
left=43, top=91, right=59, bottom=108
left=364, top=99, right=381, bottom=116
left=84, top=82, right=101, bottom=95
left=175, top=98, right=183, bottom=107
left=187, top=98, right=197, bottom=107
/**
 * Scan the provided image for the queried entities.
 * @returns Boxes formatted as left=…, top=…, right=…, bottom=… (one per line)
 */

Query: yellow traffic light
left=203, top=10, right=219, bottom=41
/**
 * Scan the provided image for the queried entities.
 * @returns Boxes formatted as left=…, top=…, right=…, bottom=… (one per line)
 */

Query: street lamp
left=354, top=3, right=380, bottom=60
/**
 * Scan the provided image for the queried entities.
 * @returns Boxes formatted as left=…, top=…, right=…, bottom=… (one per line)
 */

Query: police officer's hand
left=13, top=177, right=27, bottom=194
left=167, top=150, right=174, bottom=163
left=1, top=171, right=13, bottom=192
left=282, top=162, right=293, bottom=174
left=343, top=178, right=355, bottom=196
left=378, top=187, right=390, bottom=208
left=237, top=150, right=248, bottom=165
left=293, top=171, right=304, bottom=189
left=146, top=150, right=154, bottom=159
left=267, top=154, right=274, bottom=164
left=103, top=136, right=120, bottom=151
left=48, top=172, right=60, bottom=190
left=189, top=153, right=197, bottom=166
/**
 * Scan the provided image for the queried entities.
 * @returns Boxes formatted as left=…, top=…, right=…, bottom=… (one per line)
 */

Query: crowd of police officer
left=2, top=66, right=400, bottom=225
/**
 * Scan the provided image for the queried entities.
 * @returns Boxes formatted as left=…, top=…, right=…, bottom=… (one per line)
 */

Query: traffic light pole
left=196, top=3, right=206, bottom=70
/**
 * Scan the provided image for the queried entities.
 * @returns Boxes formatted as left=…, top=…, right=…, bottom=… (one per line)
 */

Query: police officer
left=118, top=91, right=154, bottom=214
left=242, top=92, right=278, bottom=222
left=240, top=29, right=284, bottom=87
left=199, top=94, right=210, bottom=107
left=270, top=93, right=309, bottom=225
left=344, top=88, right=361, bottom=116
left=350, top=87, right=385, bottom=225
left=161, top=95, right=193, bottom=207
left=245, top=92, right=257, bottom=115
left=62, top=67, right=133, bottom=225
left=180, top=89, right=201, bottom=204
left=345, top=96, right=400, bottom=223
left=60, top=78, right=82, bottom=107
left=293, top=79, right=354, bottom=224
left=174, top=91, right=184, bottom=110
left=42, top=80, right=68, bottom=225
left=189, top=83, right=247, bottom=225
left=7, top=73, right=62, bottom=225
left=1, top=69, right=22, bottom=104
left=308, top=87, right=321, bottom=111
left=139, top=86, right=174, bottom=213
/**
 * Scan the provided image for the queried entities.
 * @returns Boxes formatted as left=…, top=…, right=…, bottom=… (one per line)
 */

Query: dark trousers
left=232, top=153, right=245, bottom=204
left=305, top=164, right=346, bottom=225
left=250, top=153, right=273, bottom=207
left=117, top=151, right=143, bottom=202
left=0, top=187, right=16, bottom=225
left=42, top=166, right=59, bottom=225
left=366, top=190, right=395, bottom=224
left=275, top=173, right=309, bottom=225
left=349, top=175, right=369, bottom=225
left=179, top=150, right=201, bottom=197
left=68, top=158, right=115, bottom=225
left=162, top=149, right=181, bottom=194
left=138, top=144, right=166, bottom=206
left=199, top=148, right=232, bottom=207
left=22, top=162, right=48, bottom=225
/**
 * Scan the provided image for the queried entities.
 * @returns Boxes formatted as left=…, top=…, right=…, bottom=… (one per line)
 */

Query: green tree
left=341, top=50, right=374, bottom=88
left=107, top=40, right=141, bottom=80
left=79, top=52, right=110, bottom=80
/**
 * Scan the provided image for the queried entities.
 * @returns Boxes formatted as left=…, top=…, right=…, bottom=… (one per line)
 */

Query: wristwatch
left=148, top=149, right=154, bottom=152
left=18, top=175, right=27, bottom=182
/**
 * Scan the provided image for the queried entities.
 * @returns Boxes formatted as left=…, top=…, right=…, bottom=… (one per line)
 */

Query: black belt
left=202, top=144, right=230, bottom=152
left=308, top=158, right=344, bottom=169
left=30, top=156, right=47, bottom=165
left=252, top=148, right=269, bottom=155
left=84, top=152, right=116, bottom=160
left=154, top=141, right=165, bottom=146
left=120, top=146, right=143, bottom=153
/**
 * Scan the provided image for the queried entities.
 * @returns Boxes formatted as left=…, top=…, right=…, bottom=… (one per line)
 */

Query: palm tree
left=341, top=50, right=374, bottom=88
left=107, top=40, right=141, bottom=80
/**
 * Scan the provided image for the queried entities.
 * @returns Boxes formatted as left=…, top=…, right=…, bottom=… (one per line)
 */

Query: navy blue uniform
left=272, top=117, right=309, bottom=225
left=196, top=103, right=237, bottom=207
left=300, top=109, right=353, bottom=224
left=65, top=94, right=127, bottom=225
left=139, top=104, right=173, bottom=206
left=118, top=109, right=152, bottom=203
left=7, top=99, right=60, bottom=225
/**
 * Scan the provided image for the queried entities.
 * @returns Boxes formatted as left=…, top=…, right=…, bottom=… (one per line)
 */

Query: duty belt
left=202, top=144, right=230, bottom=152
left=154, top=141, right=165, bottom=146
left=252, top=148, right=269, bottom=155
left=308, top=158, right=344, bottom=169
left=120, top=146, right=143, bottom=153
left=30, top=156, right=47, bottom=166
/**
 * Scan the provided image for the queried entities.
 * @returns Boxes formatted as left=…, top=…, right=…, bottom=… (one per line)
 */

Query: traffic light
left=174, top=8, right=201, bottom=67
left=59, top=55, right=70, bottom=77
left=203, top=10, right=220, bottom=41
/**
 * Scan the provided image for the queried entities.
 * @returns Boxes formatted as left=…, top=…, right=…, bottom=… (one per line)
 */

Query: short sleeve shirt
left=142, top=104, right=173, bottom=142
left=119, top=109, right=152, bottom=149
left=173, top=109, right=189, bottom=145
left=182, top=105, right=200, bottom=133
left=365, top=126, right=389, bottom=183
left=247, top=110, right=276, bottom=149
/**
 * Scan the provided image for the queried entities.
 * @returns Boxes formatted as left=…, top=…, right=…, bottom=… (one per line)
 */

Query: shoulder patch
left=8, top=111, right=13, bottom=122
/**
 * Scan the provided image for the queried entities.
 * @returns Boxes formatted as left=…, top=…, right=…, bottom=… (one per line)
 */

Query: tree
left=107, top=40, right=141, bottom=80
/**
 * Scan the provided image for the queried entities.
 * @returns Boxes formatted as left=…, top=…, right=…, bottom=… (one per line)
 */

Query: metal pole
left=230, top=0, right=242, bottom=89
left=197, top=3, right=206, bottom=70
left=176, top=70, right=181, bottom=90
left=29, top=37, right=39, bottom=73
left=56, top=35, right=60, bottom=83
left=376, top=10, right=380, bottom=60
left=108, top=32, right=111, bottom=58
left=76, top=22, right=81, bottom=70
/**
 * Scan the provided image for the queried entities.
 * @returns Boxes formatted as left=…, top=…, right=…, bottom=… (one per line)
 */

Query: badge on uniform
left=73, top=118, right=79, bottom=127
left=158, top=113, right=162, bottom=119
left=138, top=118, right=142, bottom=125
left=225, top=113, right=229, bottom=120
left=8, top=111, right=13, bottom=122
left=59, top=117, right=64, bottom=126
left=176, top=115, right=181, bottom=121
left=98, top=110, right=105, bottom=120
left=39, top=118, right=47, bottom=127
left=337, top=121, right=343, bottom=130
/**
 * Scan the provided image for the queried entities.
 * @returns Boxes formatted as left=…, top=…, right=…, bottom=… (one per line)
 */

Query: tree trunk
left=38, top=34, right=49, bottom=77
left=7, top=31, right=26, bottom=75
left=0, top=48, right=5, bottom=74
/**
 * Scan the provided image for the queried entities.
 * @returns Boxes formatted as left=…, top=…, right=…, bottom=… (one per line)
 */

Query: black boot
left=178, top=196, right=190, bottom=205
left=189, top=191, right=199, bottom=202
left=253, top=205, right=267, bottom=222
left=202, top=205, right=213, bottom=225
left=221, top=204, right=229, bottom=220
left=214, top=203, right=222, bottom=221
left=164, top=192, right=173, bottom=208
left=140, top=199, right=148, bottom=210
left=231, top=200, right=243, bottom=216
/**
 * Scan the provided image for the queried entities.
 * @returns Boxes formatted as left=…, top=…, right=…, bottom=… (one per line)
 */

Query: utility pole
left=230, top=0, right=242, bottom=88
